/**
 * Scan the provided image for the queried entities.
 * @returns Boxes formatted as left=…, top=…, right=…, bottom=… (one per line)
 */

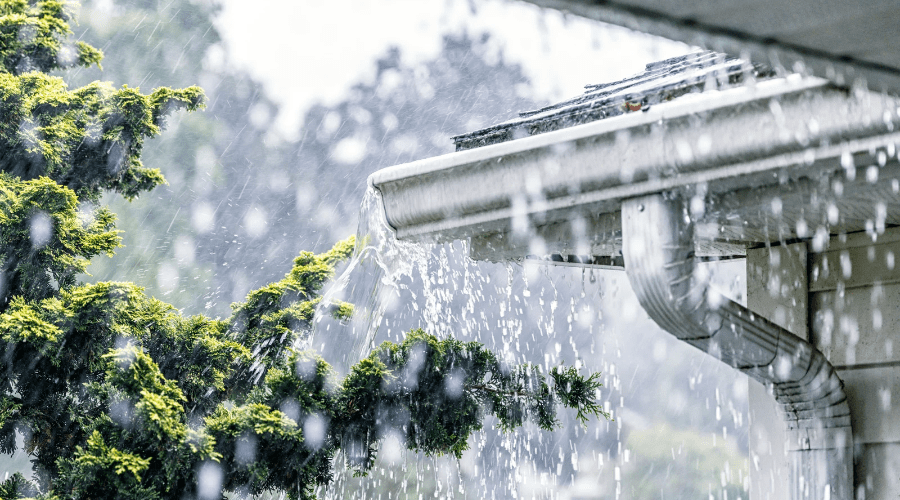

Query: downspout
left=621, top=193, right=853, bottom=499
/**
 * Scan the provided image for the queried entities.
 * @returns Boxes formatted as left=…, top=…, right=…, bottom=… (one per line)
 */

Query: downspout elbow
left=621, top=194, right=853, bottom=500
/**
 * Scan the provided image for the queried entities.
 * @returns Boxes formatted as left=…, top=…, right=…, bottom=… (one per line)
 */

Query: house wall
left=748, top=229, right=900, bottom=500
left=747, top=243, right=806, bottom=500
left=809, top=230, right=900, bottom=499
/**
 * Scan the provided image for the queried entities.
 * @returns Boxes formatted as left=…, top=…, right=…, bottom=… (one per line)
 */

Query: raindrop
left=248, top=102, right=272, bottom=129
left=108, top=399, right=134, bottom=429
left=511, top=194, right=529, bottom=237
left=191, top=201, right=216, bottom=233
left=840, top=150, right=856, bottom=181
left=796, top=219, right=809, bottom=238
left=331, top=136, right=368, bottom=164
left=280, top=399, right=300, bottom=423
left=652, top=340, right=667, bottom=362
left=827, top=204, right=839, bottom=225
left=676, top=140, right=694, bottom=163
left=840, top=251, right=852, bottom=279
left=832, top=179, right=844, bottom=196
left=775, top=356, right=792, bottom=380
left=690, top=195, right=705, bottom=218
left=157, top=262, right=179, bottom=295
left=807, top=118, right=820, bottom=135
left=243, top=205, right=269, bottom=239
left=235, top=434, right=257, bottom=465
left=866, top=165, right=879, bottom=183
left=876, top=202, right=887, bottom=234
left=304, top=413, right=327, bottom=450
left=29, top=211, right=52, bottom=248
left=770, top=197, right=782, bottom=216
left=197, top=462, right=223, bottom=500
left=174, top=235, right=195, bottom=266
left=319, top=111, right=342, bottom=138
left=697, top=134, right=712, bottom=155
left=381, top=430, right=404, bottom=465
left=840, top=150, right=854, bottom=170
left=444, top=368, right=465, bottom=399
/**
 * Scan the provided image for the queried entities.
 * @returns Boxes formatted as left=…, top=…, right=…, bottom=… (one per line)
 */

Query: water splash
left=303, top=186, right=749, bottom=500
left=307, top=186, right=427, bottom=375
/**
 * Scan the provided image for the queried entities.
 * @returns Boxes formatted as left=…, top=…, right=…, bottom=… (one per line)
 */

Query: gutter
left=369, top=76, right=900, bottom=250
left=622, top=193, right=852, bottom=499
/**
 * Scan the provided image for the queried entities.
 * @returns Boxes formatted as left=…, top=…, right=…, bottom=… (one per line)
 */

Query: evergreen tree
left=0, top=2, right=608, bottom=499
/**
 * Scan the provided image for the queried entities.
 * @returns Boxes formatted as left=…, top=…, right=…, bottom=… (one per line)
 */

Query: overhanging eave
left=370, top=76, right=900, bottom=262
left=519, top=0, right=900, bottom=95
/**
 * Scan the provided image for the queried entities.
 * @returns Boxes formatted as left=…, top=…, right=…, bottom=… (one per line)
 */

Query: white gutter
left=622, top=193, right=852, bottom=499
left=369, top=77, right=899, bottom=246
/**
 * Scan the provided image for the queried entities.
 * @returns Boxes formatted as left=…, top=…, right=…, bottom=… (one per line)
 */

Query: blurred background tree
left=619, top=424, right=747, bottom=499
left=71, top=0, right=539, bottom=319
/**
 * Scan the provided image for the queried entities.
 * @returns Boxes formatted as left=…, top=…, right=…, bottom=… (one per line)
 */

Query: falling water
left=306, top=187, right=750, bottom=500
left=308, top=186, right=427, bottom=375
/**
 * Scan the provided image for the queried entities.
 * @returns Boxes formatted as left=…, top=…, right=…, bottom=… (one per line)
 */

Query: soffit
left=520, top=0, right=900, bottom=94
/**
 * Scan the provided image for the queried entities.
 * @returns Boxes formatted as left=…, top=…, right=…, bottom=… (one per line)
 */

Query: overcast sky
left=215, top=0, right=689, bottom=136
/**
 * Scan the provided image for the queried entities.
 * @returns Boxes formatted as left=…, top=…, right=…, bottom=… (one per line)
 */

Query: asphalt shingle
left=452, top=51, right=774, bottom=151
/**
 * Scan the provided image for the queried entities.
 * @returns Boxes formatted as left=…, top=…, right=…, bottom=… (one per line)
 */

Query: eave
left=518, top=0, right=900, bottom=95
left=370, top=76, right=900, bottom=262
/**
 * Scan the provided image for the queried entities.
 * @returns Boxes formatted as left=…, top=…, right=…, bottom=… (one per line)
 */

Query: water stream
left=306, top=187, right=750, bottom=500
left=308, top=186, right=426, bottom=375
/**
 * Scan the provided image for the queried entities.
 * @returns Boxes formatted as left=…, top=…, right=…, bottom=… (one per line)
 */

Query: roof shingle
left=452, top=51, right=774, bottom=151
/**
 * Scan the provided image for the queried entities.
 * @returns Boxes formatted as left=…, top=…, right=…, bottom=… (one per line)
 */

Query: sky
left=215, top=0, right=690, bottom=137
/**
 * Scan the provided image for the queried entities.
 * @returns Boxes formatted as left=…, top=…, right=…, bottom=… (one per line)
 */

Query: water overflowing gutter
left=368, top=74, right=900, bottom=499
left=622, top=193, right=852, bottom=499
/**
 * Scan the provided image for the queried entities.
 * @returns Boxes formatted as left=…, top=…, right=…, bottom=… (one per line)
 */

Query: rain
left=1, top=0, right=899, bottom=499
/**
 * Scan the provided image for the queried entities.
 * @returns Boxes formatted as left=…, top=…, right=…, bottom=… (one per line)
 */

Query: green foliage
left=226, top=237, right=356, bottom=394
left=0, top=472, right=38, bottom=499
left=205, top=402, right=329, bottom=500
left=0, top=1, right=609, bottom=498
left=551, top=365, right=610, bottom=425
left=333, top=330, right=607, bottom=472
left=63, top=431, right=159, bottom=498
left=0, top=0, right=205, bottom=203
left=0, top=174, right=119, bottom=308
left=0, top=0, right=102, bottom=75
left=105, top=346, right=188, bottom=442
left=0, top=72, right=204, bottom=201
